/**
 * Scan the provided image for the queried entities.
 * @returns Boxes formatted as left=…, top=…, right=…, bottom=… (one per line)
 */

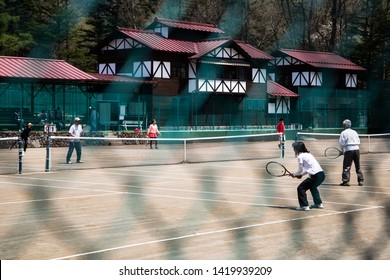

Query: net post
left=368, top=135, right=371, bottom=153
left=18, top=136, right=22, bottom=174
left=184, top=139, right=187, bottom=163
left=45, top=135, right=51, bottom=172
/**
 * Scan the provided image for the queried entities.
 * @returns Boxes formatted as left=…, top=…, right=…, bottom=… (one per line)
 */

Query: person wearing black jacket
left=9, top=123, right=33, bottom=152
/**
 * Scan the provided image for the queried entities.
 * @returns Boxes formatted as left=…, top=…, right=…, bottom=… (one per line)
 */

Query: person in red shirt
left=276, top=118, right=285, bottom=149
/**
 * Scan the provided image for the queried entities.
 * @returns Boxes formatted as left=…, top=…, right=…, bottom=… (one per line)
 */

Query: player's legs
left=23, top=138, right=28, bottom=152
left=75, top=142, right=82, bottom=162
left=297, top=178, right=312, bottom=207
left=66, top=142, right=75, bottom=162
left=352, top=150, right=364, bottom=183
left=309, top=171, right=325, bottom=205
left=342, top=151, right=354, bottom=183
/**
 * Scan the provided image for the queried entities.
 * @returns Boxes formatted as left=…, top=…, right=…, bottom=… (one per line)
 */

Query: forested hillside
left=0, top=0, right=388, bottom=81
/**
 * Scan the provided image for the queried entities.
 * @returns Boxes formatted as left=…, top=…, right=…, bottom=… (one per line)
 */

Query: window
left=172, top=63, right=187, bottom=78
left=198, top=65, right=246, bottom=80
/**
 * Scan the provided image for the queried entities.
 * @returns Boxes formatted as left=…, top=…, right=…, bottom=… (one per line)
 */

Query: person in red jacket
left=276, top=118, right=285, bottom=149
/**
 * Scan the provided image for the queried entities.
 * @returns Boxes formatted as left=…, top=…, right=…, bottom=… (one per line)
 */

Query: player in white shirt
left=339, top=119, right=364, bottom=186
left=292, top=142, right=325, bottom=211
left=66, top=117, right=83, bottom=164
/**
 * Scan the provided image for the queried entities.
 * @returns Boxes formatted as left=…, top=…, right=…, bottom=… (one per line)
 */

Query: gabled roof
left=147, top=17, right=224, bottom=34
left=235, top=41, right=274, bottom=60
left=267, top=80, right=299, bottom=97
left=190, top=39, right=230, bottom=58
left=0, top=56, right=97, bottom=81
left=190, top=39, right=274, bottom=61
left=118, top=28, right=195, bottom=54
left=275, top=49, right=366, bottom=71
left=117, top=28, right=273, bottom=61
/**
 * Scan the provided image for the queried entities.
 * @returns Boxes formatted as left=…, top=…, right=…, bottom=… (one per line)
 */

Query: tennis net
left=296, top=132, right=390, bottom=156
left=46, top=133, right=282, bottom=171
left=0, top=137, right=20, bottom=175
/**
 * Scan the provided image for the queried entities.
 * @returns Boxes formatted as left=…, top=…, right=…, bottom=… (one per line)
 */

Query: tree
left=0, top=0, right=35, bottom=56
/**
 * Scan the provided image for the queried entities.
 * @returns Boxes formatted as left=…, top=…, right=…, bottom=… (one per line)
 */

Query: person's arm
left=293, top=157, right=307, bottom=178
left=293, top=163, right=304, bottom=177
left=69, top=126, right=76, bottom=137
left=339, top=132, right=346, bottom=150
left=147, top=125, right=151, bottom=136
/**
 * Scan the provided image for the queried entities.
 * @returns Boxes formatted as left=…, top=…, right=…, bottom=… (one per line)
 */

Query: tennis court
left=0, top=134, right=389, bottom=260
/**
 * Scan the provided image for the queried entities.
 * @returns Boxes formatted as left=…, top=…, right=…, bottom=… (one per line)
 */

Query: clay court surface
left=0, top=141, right=389, bottom=260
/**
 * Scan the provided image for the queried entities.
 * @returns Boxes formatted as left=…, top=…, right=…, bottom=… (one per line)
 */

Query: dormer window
left=154, top=26, right=168, bottom=38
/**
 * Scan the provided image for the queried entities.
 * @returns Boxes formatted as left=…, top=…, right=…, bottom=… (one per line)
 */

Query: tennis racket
left=266, top=161, right=293, bottom=177
left=324, top=147, right=343, bottom=159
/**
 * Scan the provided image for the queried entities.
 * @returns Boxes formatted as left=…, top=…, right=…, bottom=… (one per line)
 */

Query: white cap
left=74, top=117, right=81, bottom=121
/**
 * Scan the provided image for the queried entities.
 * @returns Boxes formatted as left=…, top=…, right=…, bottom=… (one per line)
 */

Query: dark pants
left=149, top=137, right=158, bottom=148
left=66, top=141, right=82, bottom=162
left=22, top=137, right=28, bottom=152
left=342, top=150, right=364, bottom=183
left=9, top=137, right=28, bottom=151
left=297, top=171, right=325, bottom=207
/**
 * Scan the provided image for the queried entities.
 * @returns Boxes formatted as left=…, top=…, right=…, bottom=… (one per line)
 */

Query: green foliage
left=0, top=0, right=388, bottom=80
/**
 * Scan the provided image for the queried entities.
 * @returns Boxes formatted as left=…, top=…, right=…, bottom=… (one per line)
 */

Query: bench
left=121, top=120, right=143, bottom=131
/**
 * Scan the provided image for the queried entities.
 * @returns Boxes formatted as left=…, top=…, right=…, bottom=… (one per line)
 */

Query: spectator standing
left=14, top=111, right=21, bottom=129
left=90, top=107, right=99, bottom=132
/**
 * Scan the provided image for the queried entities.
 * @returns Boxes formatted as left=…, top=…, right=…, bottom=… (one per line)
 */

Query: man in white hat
left=339, top=119, right=364, bottom=186
left=66, top=117, right=83, bottom=164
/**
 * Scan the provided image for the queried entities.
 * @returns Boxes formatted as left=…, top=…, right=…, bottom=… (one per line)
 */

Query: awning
left=198, top=60, right=251, bottom=67
left=267, top=80, right=299, bottom=97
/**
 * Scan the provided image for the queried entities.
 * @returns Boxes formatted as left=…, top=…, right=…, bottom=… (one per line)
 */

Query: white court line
left=52, top=205, right=383, bottom=260
left=92, top=169, right=390, bottom=195
left=2, top=176, right=385, bottom=210
left=6, top=166, right=389, bottom=202
left=0, top=192, right=124, bottom=206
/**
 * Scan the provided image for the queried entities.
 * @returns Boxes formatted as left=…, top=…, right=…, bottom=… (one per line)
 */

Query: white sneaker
left=67, top=160, right=72, bottom=164
left=296, top=206, right=310, bottom=211
left=310, top=203, right=324, bottom=209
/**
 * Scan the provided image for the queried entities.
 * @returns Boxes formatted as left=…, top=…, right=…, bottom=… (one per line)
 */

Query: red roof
left=190, top=39, right=230, bottom=58
left=118, top=28, right=195, bottom=54
left=152, top=18, right=224, bottom=34
left=277, top=49, right=366, bottom=71
left=235, top=41, right=274, bottom=60
left=267, top=80, right=299, bottom=97
left=0, top=56, right=96, bottom=81
left=118, top=28, right=273, bottom=61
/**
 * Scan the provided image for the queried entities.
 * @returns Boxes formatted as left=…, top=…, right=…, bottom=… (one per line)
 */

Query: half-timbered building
left=97, top=18, right=280, bottom=129
left=269, top=49, right=367, bottom=128
left=0, top=18, right=368, bottom=132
